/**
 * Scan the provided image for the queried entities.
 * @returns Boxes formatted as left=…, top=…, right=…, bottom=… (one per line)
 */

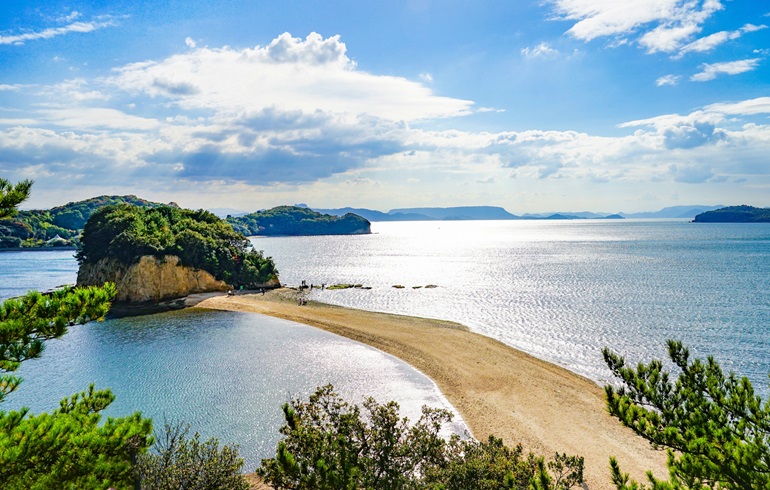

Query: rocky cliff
left=77, top=255, right=262, bottom=303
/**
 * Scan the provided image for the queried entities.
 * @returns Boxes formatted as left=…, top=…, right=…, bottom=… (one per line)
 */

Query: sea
left=2, top=219, right=769, bottom=468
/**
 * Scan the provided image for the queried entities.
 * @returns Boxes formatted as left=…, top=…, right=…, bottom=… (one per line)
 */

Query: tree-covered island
left=76, top=204, right=279, bottom=302
left=692, top=204, right=770, bottom=222
left=227, top=205, right=371, bottom=236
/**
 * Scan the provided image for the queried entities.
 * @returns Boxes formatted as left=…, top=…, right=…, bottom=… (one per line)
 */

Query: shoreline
left=197, top=288, right=667, bottom=489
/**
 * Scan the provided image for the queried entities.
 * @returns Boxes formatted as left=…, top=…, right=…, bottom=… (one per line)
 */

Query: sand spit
left=197, top=289, right=666, bottom=489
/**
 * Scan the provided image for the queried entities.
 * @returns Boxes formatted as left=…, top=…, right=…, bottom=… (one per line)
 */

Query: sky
left=1, top=1, right=769, bottom=214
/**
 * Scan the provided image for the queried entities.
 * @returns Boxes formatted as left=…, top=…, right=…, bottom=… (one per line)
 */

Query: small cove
left=2, top=304, right=465, bottom=471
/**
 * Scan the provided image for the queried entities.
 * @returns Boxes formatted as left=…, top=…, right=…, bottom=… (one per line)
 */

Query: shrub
left=258, top=385, right=584, bottom=489
left=135, top=421, right=249, bottom=490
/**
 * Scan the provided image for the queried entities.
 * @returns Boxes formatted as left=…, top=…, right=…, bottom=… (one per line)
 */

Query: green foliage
left=604, top=340, right=770, bottom=489
left=0, top=178, right=33, bottom=220
left=0, top=194, right=172, bottom=248
left=427, top=437, right=583, bottom=490
left=77, top=204, right=278, bottom=287
left=135, top=420, right=249, bottom=490
left=0, top=235, right=22, bottom=247
left=258, top=385, right=584, bottom=490
left=228, top=205, right=371, bottom=236
left=0, top=385, right=153, bottom=490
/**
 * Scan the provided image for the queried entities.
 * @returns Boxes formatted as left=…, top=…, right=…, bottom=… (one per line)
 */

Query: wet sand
left=197, top=288, right=666, bottom=489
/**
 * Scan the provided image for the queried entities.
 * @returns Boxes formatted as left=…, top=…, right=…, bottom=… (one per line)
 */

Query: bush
left=0, top=235, right=22, bottom=247
left=258, top=385, right=584, bottom=489
left=135, top=421, right=249, bottom=490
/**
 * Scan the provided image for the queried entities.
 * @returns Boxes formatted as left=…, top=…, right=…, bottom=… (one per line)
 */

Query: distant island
left=227, top=205, right=371, bottom=236
left=0, top=195, right=174, bottom=249
left=692, top=205, right=770, bottom=223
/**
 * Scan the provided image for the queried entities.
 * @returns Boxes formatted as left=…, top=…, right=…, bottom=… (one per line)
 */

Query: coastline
left=197, top=288, right=667, bottom=489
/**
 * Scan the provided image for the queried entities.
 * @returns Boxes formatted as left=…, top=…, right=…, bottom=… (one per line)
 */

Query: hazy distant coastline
left=217, top=203, right=728, bottom=221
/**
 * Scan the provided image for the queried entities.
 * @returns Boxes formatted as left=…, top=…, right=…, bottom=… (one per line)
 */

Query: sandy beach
left=197, top=288, right=667, bottom=489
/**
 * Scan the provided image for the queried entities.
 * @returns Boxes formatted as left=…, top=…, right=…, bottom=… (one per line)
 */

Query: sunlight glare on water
left=254, top=219, right=770, bottom=393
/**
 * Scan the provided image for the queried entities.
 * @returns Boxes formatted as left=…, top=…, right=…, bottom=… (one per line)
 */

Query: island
left=226, top=205, right=371, bottom=236
left=0, top=195, right=174, bottom=249
left=692, top=205, right=770, bottom=223
left=76, top=204, right=279, bottom=303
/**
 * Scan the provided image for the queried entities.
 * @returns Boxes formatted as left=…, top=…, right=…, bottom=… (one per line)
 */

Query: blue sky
left=1, top=1, right=769, bottom=213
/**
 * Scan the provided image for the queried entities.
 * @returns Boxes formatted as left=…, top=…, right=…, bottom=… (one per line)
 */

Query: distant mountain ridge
left=387, top=206, right=518, bottom=220
left=311, top=204, right=730, bottom=221
left=621, top=205, right=724, bottom=219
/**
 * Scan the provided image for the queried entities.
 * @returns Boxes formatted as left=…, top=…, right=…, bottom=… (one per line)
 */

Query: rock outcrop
left=77, top=255, right=242, bottom=303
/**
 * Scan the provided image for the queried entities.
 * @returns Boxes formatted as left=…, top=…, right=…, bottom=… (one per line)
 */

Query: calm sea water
left=253, top=219, right=770, bottom=392
left=3, top=219, right=769, bottom=467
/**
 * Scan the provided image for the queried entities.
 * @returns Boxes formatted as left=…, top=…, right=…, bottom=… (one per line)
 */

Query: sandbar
left=197, top=288, right=667, bottom=489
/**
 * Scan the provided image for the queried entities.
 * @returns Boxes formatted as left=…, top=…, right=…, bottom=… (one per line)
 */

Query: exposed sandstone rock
left=77, top=255, right=235, bottom=303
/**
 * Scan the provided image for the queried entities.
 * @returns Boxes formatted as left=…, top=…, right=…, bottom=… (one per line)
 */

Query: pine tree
left=0, top=178, right=153, bottom=489
left=604, top=340, right=770, bottom=489
left=0, top=178, right=32, bottom=220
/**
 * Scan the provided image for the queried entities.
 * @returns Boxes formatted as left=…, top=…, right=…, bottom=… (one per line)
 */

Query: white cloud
left=619, top=110, right=728, bottom=149
left=0, top=17, right=116, bottom=45
left=656, top=74, right=681, bottom=86
left=0, top=118, right=39, bottom=125
left=40, top=78, right=110, bottom=102
left=640, top=22, right=701, bottom=53
left=185, top=37, right=197, bottom=48
left=40, top=108, right=160, bottom=131
left=111, top=32, right=473, bottom=122
left=521, top=42, right=559, bottom=58
left=548, top=0, right=724, bottom=53
left=6, top=97, right=770, bottom=203
left=476, top=176, right=496, bottom=184
left=676, top=24, right=767, bottom=58
left=419, top=72, right=433, bottom=83
left=704, top=97, right=770, bottom=115
left=57, top=11, right=82, bottom=23
left=690, top=58, right=761, bottom=81
left=4, top=32, right=770, bottom=209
